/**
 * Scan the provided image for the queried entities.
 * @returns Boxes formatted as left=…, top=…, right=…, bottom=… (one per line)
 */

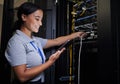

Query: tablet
left=57, top=40, right=71, bottom=50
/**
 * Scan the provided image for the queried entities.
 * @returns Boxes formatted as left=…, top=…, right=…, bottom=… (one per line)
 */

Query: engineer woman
left=5, top=2, right=86, bottom=84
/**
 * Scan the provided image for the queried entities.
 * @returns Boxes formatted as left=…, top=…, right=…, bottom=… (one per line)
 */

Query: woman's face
left=22, top=9, right=43, bottom=33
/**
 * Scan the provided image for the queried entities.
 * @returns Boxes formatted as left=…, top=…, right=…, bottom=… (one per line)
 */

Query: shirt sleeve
left=34, top=37, right=48, bottom=48
left=5, top=38, right=26, bottom=66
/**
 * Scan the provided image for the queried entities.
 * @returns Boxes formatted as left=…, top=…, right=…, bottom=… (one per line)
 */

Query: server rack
left=55, top=0, right=119, bottom=84
left=97, top=0, right=119, bottom=84
left=0, top=0, right=14, bottom=84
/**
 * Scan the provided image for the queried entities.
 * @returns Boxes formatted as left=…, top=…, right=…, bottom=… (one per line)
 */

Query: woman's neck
left=20, top=27, right=32, bottom=38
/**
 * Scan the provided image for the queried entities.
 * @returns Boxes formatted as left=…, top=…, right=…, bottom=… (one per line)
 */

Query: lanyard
left=30, top=41, right=45, bottom=64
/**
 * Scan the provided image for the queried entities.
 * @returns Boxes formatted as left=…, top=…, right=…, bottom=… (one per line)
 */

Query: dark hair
left=13, top=2, right=42, bottom=31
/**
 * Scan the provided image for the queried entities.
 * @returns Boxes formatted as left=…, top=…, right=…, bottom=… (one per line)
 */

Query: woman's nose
left=39, top=21, right=42, bottom=26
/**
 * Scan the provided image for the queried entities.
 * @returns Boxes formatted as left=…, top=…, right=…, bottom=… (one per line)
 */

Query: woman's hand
left=71, top=32, right=87, bottom=39
left=48, top=48, right=66, bottom=63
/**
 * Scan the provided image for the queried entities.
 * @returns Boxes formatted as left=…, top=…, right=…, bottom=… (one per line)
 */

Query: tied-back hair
left=13, top=2, right=42, bottom=32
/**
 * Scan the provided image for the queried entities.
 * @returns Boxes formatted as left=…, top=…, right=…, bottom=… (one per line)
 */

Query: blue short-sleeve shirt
left=5, top=30, right=47, bottom=82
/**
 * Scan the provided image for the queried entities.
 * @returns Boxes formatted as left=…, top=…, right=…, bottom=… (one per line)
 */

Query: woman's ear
left=21, top=14, right=27, bottom=21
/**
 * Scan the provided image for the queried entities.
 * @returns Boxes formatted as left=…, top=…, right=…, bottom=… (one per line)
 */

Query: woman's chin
left=33, top=30, right=39, bottom=33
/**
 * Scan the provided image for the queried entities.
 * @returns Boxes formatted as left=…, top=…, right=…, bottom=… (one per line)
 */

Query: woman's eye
left=35, top=18, right=39, bottom=21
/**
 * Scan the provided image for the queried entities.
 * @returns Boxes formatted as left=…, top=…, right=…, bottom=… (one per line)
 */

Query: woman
left=5, top=2, right=86, bottom=84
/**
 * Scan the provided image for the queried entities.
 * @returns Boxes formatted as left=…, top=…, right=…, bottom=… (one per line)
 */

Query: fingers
left=80, top=32, right=88, bottom=38
left=53, top=48, right=66, bottom=58
left=48, top=48, right=66, bottom=62
left=76, top=32, right=86, bottom=38
left=58, top=47, right=66, bottom=52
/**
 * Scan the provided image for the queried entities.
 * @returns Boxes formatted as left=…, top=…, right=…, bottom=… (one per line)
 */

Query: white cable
left=78, top=37, right=83, bottom=84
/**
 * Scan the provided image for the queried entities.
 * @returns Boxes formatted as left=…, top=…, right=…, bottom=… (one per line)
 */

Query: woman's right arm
left=13, top=48, right=65, bottom=83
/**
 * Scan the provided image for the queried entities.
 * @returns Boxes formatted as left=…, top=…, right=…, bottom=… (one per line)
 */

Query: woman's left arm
left=43, top=32, right=86, bottom=49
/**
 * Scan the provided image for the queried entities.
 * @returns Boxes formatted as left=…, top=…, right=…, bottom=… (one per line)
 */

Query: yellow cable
left=80, top=9, right=86, bottom=16
left=69, top=45, right=73, bottom=84
left=69, top=1, right=84, bottom=83
left=69, top=1, right=86, bottom=84
left=69, top=3, right=76, bottom=84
